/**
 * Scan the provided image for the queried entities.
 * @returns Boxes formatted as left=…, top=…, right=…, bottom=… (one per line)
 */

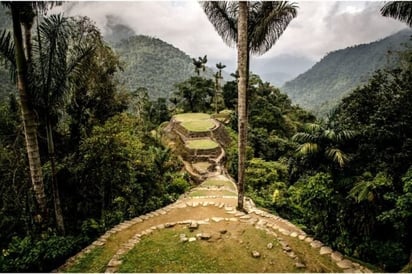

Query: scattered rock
left=189, top=222, right=199, bottom=230
left=107, top=259, right=122, bottom=267
left=304, top=237, right=314, bottom=243
left=239, top=215, right=251, bottom=220
left=257, top=219, right=267, bottom=226
left=251, top=251, right=261, bottom=258
left=286, top=251, right=297, bottom=259
left=267, top=243, right=273, bottom=249
left=188, top=237, right=197, bottom=242
left=310, top=240, right=323, bottom=249
left=212, top=217, right=224, bottom=222
left=200, top=233, right=212, bottom=240
left=290, top=232, right=298, bottom=238
left=235, top=212, right=246, bottom=217
left=165, top=222, right=176, bottom=228
left=298, top=235, right=306, bottom=240
left=337, top=259, right=353, bottom=269
left=319, top=246, right=333, bottom=255
left=156, top=224, right=165, bottom=230
left=331, top=251, right=343, bottom=262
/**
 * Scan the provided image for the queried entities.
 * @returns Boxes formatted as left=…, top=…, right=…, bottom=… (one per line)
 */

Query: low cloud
left=55, top=1, right=407, bottom=78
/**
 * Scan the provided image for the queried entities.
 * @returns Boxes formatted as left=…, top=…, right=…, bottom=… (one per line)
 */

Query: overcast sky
left=56, top=1, right=407, bottom=83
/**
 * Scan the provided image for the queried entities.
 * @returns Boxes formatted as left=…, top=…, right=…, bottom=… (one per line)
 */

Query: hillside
left=111, top=35, right=226, bottom=99
left=281, top=29, right=412, bottom=117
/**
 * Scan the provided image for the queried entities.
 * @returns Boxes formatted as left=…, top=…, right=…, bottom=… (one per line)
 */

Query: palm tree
left=192, top=55, right=208, bottom=75
left=202, top=1, right=298, bottom=210
left=214, top=62, right=226, bottom=113
left=292, top=123, right=356, bottom=168
left=237, top=1, right=248, bottom=211
left=31, top=14, right=95, bottom=234
left=1, top=10, right=96, bottom=233
left=381, top=1, right=412, bottom=27
left=7, top=2, right=47, bottom=223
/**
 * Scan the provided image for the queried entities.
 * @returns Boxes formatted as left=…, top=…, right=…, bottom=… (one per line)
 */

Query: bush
left=1, top=233, right=81, bottom=272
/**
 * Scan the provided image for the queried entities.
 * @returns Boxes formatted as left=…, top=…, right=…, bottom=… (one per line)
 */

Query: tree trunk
left=237, top=1, right=248, bottom=211
left=11, top=3, right=47, bottom=223
left=46, top=118, right=65, bottom=234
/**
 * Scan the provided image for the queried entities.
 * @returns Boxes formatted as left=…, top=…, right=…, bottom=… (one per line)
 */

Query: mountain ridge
left=281, top=28, right=412, bottom=117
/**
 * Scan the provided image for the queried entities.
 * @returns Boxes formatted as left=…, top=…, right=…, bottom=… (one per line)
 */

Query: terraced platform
left=55, top=113, right=373, bottom=273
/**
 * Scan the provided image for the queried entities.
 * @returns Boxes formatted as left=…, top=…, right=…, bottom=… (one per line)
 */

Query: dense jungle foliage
left=224, top=46, right=412, bottom=272
left=0, top=11, right=189, bottom=272
left=282, top=29, right=412, bottom=117
left=0, top=4, right=411, bottom=273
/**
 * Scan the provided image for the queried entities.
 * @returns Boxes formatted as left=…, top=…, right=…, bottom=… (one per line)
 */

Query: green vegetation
left=174, top=113, right=211, bottom=122
left=119, top=224, right=316, bottom=273
left=111, top=36, right=219, bottom=99
left=282, top=29, right=412, bottom=117
left=65, top=247, right=106, bottom=273
left=181, top=120, right=215, bottom=132
left=0, top=2, right=411, bottom=272
left=186, top=139, right=219, bottom=150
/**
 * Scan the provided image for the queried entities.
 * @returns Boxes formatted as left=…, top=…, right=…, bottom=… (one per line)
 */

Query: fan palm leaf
left=381, top=1, right=412, bottom=27
left=248, top=1, right=297, bottom=55
left=201, top=1, right=238, bottom=48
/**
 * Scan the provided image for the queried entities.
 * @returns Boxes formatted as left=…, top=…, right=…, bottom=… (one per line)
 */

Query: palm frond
left=0, top=29, right=16, bottom=81
left=381, top=1, right=412, bottom=27
left=304, top=122, right=322, bottom=133
left=326, top=148, right=350, bottom=168
left=335, top=129, right=357, bottom=143
left=201, top=1, right=238, bottom=48
left=296, top=142, right=319, bottom=155
left=292, top=132, right=316, bottom=143
left=249, top=1, right=298, bottom=55
left=348, top=181, right=373, bottom=203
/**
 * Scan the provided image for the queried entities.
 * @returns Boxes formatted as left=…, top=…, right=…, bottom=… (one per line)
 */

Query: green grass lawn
left=65, top=247, right=106, bottom=273
left=186, top=139, right=219, bottom=150
left=119, top=224, right=300, bottom=273
left=181, top=120, right=215, bottom=132
left=174, top=113, right=211, bottom=122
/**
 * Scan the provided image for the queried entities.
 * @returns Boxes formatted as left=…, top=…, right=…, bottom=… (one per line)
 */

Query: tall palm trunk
left=11, top=3, right=47, bottom=222
left=237, top=1, right=248, bottom=211
left=46, top=116, right=65, bottom=234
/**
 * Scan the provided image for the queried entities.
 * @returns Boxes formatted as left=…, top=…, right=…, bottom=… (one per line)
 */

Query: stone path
left=55, top=113, right=373, bottom=273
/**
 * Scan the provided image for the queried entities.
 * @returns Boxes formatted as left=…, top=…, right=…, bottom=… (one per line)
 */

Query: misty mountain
left=105, top=17, right=231, bottom=99
left=281, top=29, right=412, bottom=117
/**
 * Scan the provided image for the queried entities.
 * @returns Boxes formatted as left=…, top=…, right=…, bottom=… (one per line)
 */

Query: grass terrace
left=186, top=139, right=219, bottom=150
left=174, top=113, right=211, bottom=122
left=181, top=120, right=215, bottom=132
left=174, top=113, right=216, bottom=132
